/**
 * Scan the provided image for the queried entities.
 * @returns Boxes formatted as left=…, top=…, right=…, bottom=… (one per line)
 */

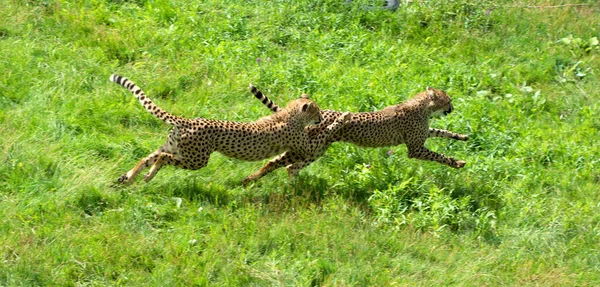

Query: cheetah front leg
left=285, top=158, right=317, bottom=178
left=429, top=128, right=469, bottom=141
left=243, top=113, right=350, bottom=185
left=407, top=144, right=466, bottom=169
left=325, top=112, right=351, bottom=137
left=283, top=113, right=350, bottom=178
left=242, top=152, right=298, bottom=185
left=243, top=149, right=325, bottom=184
left=302, top=112, right=351, bottom=156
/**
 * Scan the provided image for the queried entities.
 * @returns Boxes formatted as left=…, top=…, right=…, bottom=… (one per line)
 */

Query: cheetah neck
left=390, top=97, right=432, bottom=118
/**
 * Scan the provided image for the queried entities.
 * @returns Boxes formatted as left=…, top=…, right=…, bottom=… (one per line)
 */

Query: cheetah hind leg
left=144, top=151, right=210, bottom=182
left=143, top=152, right=177, bottom=182
left=118, top=150, right=163, bottom=184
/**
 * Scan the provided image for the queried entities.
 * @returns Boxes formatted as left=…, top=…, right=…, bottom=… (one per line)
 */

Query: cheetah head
left=426, top=87, right=453, bottom=117
left=285, top=94, right=323, bottom=125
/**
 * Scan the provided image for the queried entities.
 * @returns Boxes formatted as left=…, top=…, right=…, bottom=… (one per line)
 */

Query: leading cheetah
left=242, top=86, right=468, bottom=183
left=109, top=75, right=351, bottom=183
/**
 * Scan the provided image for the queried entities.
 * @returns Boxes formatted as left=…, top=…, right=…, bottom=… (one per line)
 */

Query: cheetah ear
left=302, top=103, right=309, bottom=112
left=300, top=93, right=310, bottom=99
left=426, top=87, right=435, bottom=100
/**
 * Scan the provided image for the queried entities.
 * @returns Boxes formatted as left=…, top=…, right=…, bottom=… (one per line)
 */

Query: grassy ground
left=1, top=0, right=599, bottom=285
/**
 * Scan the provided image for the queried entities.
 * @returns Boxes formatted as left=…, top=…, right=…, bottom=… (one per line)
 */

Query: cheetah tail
left=110, top=74, right=182, bottom=126
left=249, top=84, right=281, bottom=113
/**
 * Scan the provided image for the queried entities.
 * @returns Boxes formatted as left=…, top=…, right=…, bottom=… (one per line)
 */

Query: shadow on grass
left=124, top=178, right=234, bottom=207
left=73, top=187, right=116, bottom=216
left=171, top=180, right=232, bottom=207
left=239, top=174, right=335, bottom=212
left=107, top=158, right=503, bottom=242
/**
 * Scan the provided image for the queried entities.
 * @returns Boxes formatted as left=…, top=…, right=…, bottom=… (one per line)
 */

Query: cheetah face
left=286, top=95, right=323, bottom=125
left=301, top=101, right=323, bottom=125
left=299, top=93, right=323, bottom=124
left=426, top=87, right=453, bottom=117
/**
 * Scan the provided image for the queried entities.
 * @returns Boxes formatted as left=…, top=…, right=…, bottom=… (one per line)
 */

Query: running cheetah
left=109, top=75, right=351, bottom=183
left=243, top=86, right=469, bottom=183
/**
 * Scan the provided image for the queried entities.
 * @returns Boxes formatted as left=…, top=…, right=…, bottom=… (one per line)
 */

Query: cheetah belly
left=339, top=121, right=405, bottom=148
left=213, top=130, right=288, bottom=162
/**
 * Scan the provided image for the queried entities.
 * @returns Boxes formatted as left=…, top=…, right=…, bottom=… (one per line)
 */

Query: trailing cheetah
left=109, top=75, right=351, bottom=183
left=243, top=86, right=469, bottom=183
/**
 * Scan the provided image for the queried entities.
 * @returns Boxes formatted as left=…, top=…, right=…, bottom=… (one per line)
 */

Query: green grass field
left=1, top=0, right=599, bottom=285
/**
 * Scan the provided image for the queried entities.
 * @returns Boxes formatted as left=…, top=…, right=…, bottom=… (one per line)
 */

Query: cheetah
left=242, top=86, right=469, bottom=183
left=109, top=75, right=351, bottom=183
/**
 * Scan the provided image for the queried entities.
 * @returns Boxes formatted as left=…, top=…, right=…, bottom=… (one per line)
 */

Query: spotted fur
left=110, top=75, right=351, bottom=183
left=242, top=86, right=469, bottom=183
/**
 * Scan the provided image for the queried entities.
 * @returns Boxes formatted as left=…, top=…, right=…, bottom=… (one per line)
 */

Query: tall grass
left=1, top=0, right=599, bottom=285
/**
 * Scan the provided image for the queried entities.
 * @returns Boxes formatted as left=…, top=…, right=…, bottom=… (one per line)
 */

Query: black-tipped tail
left=110, top=74, right=180, bottom=126
left=249, top=84, right=281, bottom=113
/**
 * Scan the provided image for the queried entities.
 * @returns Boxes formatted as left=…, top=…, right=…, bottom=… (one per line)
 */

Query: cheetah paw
left=459, top=134, right=469, bottom=141
left=455, top=160, right=466, bottom=168
left=118, top=174, right=130, bottom=184
left=241, top=176, right=254, bottom=186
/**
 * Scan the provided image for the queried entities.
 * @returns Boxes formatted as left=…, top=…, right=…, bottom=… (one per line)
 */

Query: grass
left=1, top=0, right=599, bottom=285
